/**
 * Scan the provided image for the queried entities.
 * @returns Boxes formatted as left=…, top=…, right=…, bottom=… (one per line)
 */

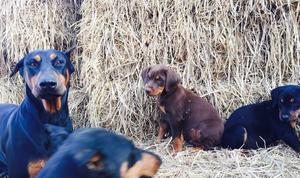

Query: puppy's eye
left=155, top=76, right=160, bottom=80
left=29, top=61, right=38, bottom=67
left=87, top=160, right=103, bottom=171
left=54, top=60, right=64, bottom=66
left=280, top=99, right=284, bottom=103
left=290, top=98, right=294, bottom=103
left=87, top=154, right=103, bottom=171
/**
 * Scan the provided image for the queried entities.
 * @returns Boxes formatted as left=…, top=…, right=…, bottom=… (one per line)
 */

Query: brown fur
left=33, top=55, right=41, bottom=62
left=64, top=69, right=70, bottom=86
left=120, top=153, right=161, bottom=178
left=41, top=97, right=62, bottom=113
left=289, top=108, right=300, bottom=128
left=172, top=134, right=184, bottom=152
left=49, top=53, right=57, bottom=60
left=157, top=120, right=169, bottom=143
left=142, top=64, right=224, bottom=152
left=28, top=159, right=46, bottom=178
left=86, top=154, right=103, bottom=171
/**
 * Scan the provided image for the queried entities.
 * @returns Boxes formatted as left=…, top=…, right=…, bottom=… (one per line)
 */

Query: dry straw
left=78, top=0, right=300, bottom=177
left=1, top=0, right=300, bottom=177
left=78, top=0, right=300, bottom=138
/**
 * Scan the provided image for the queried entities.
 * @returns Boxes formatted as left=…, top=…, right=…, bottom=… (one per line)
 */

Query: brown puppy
left=142, top=64, right=224, bottom=152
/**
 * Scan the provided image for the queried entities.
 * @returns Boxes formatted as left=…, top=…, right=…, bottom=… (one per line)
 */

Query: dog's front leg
left=280, top=130, right=300, bottom=152
left=157, top=115, right=170, bottom=143
left=169, top=121, right=184, bottom=152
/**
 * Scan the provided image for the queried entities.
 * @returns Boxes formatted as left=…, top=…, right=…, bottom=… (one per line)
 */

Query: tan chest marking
left=159, top=105, right=166, bottom=114
left=28, top=159, right=46, bottom=178
left=290, top=120, right=297, bottom=128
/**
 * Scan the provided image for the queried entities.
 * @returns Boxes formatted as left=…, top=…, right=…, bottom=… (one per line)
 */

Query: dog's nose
left=144, top=88, right=152, bottom=94
left=281, top=114, right=290, bottom=120
left=39, top=80, right=57, bottom=90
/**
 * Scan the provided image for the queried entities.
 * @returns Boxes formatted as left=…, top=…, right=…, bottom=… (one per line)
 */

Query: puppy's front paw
left=172, top=137, right=184, bottom=152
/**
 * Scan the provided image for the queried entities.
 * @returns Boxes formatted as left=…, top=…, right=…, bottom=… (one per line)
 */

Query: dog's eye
left=29, top=61, right=38, bottom=67
left=280, top=99, right=284, bottom=103
left=155, top=76, right=160, bottom=80
left=87, top=160, right=103, bottom=171
left=54, top=60, right=64, bottom=66
left=290, top=98, right=294, bottom=103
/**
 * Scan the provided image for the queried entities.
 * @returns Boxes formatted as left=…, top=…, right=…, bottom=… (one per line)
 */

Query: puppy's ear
left=67, top=61, right=75, bottom=74
left=74, top=149, right=103, bottom=171
left=65, top=46, right=76, bottom=58
left=165, top=68, right=180, bottom=92
left=10, top=58, right=24, bottom=77
left=271, top=86, right=287, bottom=107
left=64, top=46, right=76, bottom=74
left=121, top=149, right=162, bottom=178
left=141, top=66, right=151, bottom=83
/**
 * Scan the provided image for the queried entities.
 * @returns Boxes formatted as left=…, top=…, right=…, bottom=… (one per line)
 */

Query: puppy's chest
left=157, top=103, right=166, bottom=114
left=157, top=99, right=192, bottom=117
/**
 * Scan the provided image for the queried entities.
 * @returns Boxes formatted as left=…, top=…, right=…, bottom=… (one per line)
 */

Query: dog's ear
left=271, top=86, right=287, bottom=107
left=10, top=58, right=24, bottom=77
left=141, top=66, right=151, bottom=83
left=65, top=46, right=76, bottom=58
left=64, top=46, right=76, bottom=74
left=74, top=149, right=103, bottom=171
left=165, top=68, right=180, bottom=92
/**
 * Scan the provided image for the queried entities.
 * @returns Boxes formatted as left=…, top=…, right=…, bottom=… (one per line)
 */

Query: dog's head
left=141, top=64, right=180, bottom=96
left=37, top=128, right=162, bottom=178
left=271, top=85, right=300, bottom=127
left=10, top=48, right=75, bottom=113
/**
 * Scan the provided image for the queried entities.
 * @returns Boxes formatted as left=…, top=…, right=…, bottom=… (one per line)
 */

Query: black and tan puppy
left=37, top=128, right=162, bottom=178
left=141, top=64, right=224, bottom=152
left=221, top=85, right=300, bottom=152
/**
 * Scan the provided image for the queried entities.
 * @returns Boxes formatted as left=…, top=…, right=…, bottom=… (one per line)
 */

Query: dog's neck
left=20, top=85, right=72, bottom=131
left=159, top=85, right=179, bottom=101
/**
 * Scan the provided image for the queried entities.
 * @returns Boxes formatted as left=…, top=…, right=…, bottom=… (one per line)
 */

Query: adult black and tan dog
left=36, top=128, right=162, bottom=178
left=142, top=64, right=224, bottom=152
left=221, top=85, right=300, bottom=152
left=0, top=48, right=75, bottom=178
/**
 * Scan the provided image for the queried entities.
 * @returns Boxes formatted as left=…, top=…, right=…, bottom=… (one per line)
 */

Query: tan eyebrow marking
left=50, top=53, right=57, bottom=60
left=34, top=55, right=41, bottom=62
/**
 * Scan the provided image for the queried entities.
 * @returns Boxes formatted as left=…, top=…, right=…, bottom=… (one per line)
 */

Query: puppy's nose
left=39, top=80, right=57, bottom=90
left=281, top=114, right=290, bottom=120
left=144, top=88, right=152, bottom=94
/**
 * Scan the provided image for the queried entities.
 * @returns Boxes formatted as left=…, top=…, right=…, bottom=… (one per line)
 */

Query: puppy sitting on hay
left=141, top=64, right=224, bottom=152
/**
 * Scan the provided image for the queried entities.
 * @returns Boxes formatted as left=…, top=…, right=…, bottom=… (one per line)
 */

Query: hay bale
left=0, top=77, right=23, bottom=104
left=78, top=0, right=300, bottom=139
left=0, top=0, right=79, bottom=68
left=0, top=0, right=299, bottom=177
